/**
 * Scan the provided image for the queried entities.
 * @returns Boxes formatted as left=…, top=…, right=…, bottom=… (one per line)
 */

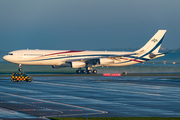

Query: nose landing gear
left=18, top=64, right=22, bottom=72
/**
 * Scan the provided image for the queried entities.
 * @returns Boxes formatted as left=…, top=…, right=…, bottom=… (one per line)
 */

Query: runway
left=0, top=75, right=180, bottom=119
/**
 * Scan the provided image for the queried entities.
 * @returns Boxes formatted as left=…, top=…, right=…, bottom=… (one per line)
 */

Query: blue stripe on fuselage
left=140, top=35, right=165, bottom=58
left=20, top=54, right=150, bottom=63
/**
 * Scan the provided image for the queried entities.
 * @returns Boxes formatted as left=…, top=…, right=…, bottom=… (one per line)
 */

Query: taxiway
left=0, top=76, right=180, bottom=119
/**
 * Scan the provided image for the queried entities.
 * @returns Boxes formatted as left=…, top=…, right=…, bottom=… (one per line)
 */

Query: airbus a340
left=3, top=30, right=167, bottom=74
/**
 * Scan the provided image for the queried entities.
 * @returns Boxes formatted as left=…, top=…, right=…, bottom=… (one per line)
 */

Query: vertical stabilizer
left=135, top=30, right=167, bottom=58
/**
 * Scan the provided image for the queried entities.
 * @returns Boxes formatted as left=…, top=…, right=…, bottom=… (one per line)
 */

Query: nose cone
left=3, top=55, right=7, bottom=61
left=3, top=55, right=10, bottom=62
left=3, top=54, right=17, bottom=64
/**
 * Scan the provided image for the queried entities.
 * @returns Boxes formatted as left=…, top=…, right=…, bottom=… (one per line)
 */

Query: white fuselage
left=3, top=30, right=167, bottom=69
left=3, top=49, right=143, bottom=67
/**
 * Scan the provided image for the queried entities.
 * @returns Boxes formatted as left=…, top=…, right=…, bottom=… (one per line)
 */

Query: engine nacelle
left=71, top=61, right=86, bottom=68
left=99, top=58, right=114, bottom=65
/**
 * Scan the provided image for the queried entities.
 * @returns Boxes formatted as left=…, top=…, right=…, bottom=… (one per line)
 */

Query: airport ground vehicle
left=11, top=72, right=33, bottom=82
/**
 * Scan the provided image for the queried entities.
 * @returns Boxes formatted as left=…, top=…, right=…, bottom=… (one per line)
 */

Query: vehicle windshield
left=8, top=53, right=13, bottom=55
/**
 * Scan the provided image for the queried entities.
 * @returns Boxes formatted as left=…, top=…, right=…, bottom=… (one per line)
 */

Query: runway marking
left=34, top=81, right=162, bottom=96
left=46, top=112, right=107, bottom=118
left=70, top=110, right=83, bottom=111
left=23, top=109, right=35, bottom=111
left=0, top=92, right=108, bottom=116
left=0, top=94, right=63, bottom=114
left=0, top=107, right=16, bottom=113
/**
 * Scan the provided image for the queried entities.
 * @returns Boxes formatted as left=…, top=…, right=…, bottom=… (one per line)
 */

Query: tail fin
left=135, top=30, right=167, bottom=58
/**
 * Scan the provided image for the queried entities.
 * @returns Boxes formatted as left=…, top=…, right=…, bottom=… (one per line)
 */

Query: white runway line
left=0, top=92, right=108, bottom=115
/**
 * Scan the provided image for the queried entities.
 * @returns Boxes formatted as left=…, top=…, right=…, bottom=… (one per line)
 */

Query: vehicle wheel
left=93, top=70, right=97, bottom=74
left=87, top=70, right=92, bottom=74
left=81, top=70, right=86, bottom=74
left=26, top=79, right=28, bottom=82
left=76, top=70, right=81, bottom=74
left=18, top=68, right=22, bottom=72
left=16, top=80, right=19, bottom=82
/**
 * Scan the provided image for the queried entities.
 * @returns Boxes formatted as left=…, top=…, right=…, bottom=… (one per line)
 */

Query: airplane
left=3, top=30, right=167, bottom=74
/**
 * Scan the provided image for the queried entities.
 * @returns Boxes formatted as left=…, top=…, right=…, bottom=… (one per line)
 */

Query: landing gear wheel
left=76, top=70, right=81, bottom=74
left=18, top=68, right=22, bottom=72
left=87, top=70, right=92, bottom=74
left=81, top=70, right=86, bottom=74
left=93, top=70, right=97, bottom=74
left=18, top=64, right=22, bottom=72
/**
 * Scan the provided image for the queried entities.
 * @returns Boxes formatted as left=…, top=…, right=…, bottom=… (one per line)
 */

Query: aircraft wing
left=65, top=52, right=137, bottom=63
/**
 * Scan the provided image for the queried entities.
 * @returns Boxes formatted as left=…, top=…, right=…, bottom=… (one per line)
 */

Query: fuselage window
left=57, top=55, right=66, bottom=56
left=24, top=54, right=43, bottom=56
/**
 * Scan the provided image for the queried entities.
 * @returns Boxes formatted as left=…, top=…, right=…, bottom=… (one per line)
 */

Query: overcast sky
left=0, top=0, right=180, bottom=51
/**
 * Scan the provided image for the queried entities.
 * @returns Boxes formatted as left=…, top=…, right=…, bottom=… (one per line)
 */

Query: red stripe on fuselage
left=38, top=50, right=83, bottom=58
left=130, top=59, right=143, bottom=63
left=122, top=58, right=142, bottom=63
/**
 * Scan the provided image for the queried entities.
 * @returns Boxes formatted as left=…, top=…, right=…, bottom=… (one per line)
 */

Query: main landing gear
left=76, top=68, right=97, bottom=74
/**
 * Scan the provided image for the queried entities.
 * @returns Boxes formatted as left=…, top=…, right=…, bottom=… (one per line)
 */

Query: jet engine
left=99, top=58, right=114, bottom=65
left=71, top=61, right=86, bottom=68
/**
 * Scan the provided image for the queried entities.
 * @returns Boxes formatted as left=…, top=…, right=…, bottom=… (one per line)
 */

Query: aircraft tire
left=76, top=70, right=81, bottom=74
left=87, top=70, right=92, bottom=74
left=81, top=70, right=86, bottom=74
left=93, top=70, right=97, bottom=74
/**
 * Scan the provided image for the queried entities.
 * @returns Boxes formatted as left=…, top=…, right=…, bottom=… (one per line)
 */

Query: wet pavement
left=0, top=76, right=180, bottom=119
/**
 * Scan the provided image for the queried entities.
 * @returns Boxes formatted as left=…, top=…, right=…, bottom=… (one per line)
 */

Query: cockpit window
left=8, top=53, right=13, bottom=55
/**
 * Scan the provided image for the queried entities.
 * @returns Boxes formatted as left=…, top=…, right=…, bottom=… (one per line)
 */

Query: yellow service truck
left=11, top=72, right=33, bottom=82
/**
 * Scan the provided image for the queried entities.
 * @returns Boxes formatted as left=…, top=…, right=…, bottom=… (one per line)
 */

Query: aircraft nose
left=3, top=55, right=8, bottom=61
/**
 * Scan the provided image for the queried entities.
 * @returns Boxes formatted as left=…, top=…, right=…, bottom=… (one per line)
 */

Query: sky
left=0, top=0, right=180, bottom=52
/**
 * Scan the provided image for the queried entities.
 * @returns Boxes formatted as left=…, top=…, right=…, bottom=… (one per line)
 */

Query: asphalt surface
left=0, top=76, right=180, bottom=119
